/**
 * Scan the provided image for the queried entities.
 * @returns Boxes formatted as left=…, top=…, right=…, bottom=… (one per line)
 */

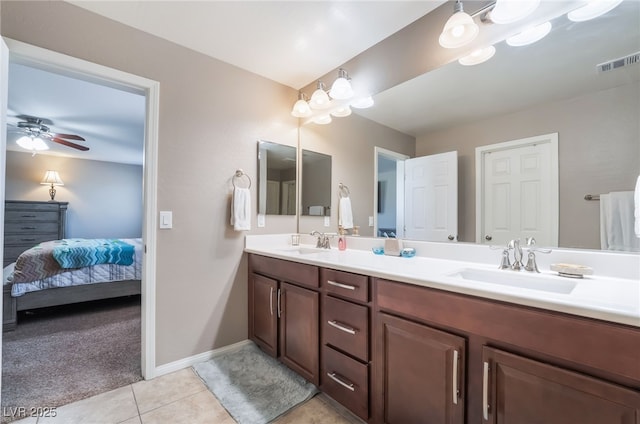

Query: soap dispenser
left=338, top=226, right=347, bottom=251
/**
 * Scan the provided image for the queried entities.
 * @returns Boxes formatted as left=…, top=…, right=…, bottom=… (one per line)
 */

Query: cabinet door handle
left=327, top=320, right=357, bottom=335
left=327, top=280, right=356, bottom=291
left=269, top=287, right=274, bottom=317
left=277, top=288, right=282, bottom=318
left=482, top=361, right=490, bottom=421
left=326, top=372, right=355, bottom=391
left=452, top=349, right=459, bottom=405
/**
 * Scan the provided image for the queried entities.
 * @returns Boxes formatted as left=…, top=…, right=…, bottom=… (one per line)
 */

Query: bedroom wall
left=1, top=1, right=298, bottom=367
left=5, top=151, right=143, bottom=239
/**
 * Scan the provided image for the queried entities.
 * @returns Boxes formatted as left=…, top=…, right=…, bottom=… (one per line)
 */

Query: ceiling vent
left=597, top=52, right=640, bottom=73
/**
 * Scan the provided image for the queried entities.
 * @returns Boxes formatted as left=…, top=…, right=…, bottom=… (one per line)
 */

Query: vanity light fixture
left=291, top=92, right=312, bottom=118
left=313, top=114, right=332, bottom=125
left=309, top=81, right=331, bottom=110
left=506, top=21, right=552, bottom=47
left=490, top=0, right=540, bottom=24
left=439, top=0, right=479, bottom=49
left=351, top=95, right=374, bottom=109
left=41, top=170, right=64, bottom=201
left=328, top=68, right=354, bottom=100
left=331, top=105, right=352, bottom=118
left=16, top=135, right=49, bottom=152
left=567, top=0, right=623, bottom=22
left=458, top=45, right=496, bottom=66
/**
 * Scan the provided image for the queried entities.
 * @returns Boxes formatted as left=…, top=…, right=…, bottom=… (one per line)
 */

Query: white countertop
left=245, top=234, right=640, bottom=328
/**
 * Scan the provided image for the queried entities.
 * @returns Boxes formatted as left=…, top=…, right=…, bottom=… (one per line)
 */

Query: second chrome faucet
left=497, top=237, right=551, bottom=273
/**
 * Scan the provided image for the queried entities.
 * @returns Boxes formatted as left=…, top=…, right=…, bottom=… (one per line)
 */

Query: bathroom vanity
left=246, top=235, right=640, bottom=423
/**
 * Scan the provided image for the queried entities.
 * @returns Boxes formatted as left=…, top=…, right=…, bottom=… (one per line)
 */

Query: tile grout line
left=129, top=384, right=142, bottom=423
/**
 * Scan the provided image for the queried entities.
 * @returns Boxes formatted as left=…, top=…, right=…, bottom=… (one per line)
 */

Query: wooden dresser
left=3, top=200, right=68, bottom=267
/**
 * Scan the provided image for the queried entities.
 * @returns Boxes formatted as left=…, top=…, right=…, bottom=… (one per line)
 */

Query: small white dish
left=550, top=263, right=593, bottom=278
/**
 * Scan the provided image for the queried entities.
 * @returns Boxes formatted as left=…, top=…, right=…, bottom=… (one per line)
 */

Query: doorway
left=0, top=37, right=159, bottom=406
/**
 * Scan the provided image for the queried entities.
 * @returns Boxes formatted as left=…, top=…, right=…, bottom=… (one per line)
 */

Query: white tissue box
left=384, top=239, right=403, bottom=256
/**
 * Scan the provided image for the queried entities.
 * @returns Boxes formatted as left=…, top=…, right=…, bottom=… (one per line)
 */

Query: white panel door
left=478, top=134, right=558, bottom=247
left=404, top=151, right=458, bottom=241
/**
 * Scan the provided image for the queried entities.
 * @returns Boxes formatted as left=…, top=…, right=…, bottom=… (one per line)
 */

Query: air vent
left=597, top=52, right=640, bottom=73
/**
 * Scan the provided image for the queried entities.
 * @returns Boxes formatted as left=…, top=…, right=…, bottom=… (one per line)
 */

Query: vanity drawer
left=249, top=254, right=319, bottom=288
left=321, top=268, right=369, bottom=302
left=322, top=345, right=369, bottom=421
left=323, top=296, right=369, bottom=361
left=4, top=221, right=60, bottom=235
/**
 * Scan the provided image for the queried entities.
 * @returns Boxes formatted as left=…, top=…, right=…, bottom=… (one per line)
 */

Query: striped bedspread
left=53, top=238, right=135, bottom=268
left=4, top=238, right=142, bottom=297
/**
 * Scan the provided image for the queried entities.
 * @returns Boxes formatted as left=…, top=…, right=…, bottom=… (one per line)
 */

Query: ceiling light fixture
left=458, top=45, right=496, bottom=66
left=506, top=21, right=552, bottom=46
left=567, top=0, right=623, bottom=22
left=16, top=135, right=49, bottom=152
left=439, top=0, right=479, bottom=49
left=490, top=0, right=540, bottom=24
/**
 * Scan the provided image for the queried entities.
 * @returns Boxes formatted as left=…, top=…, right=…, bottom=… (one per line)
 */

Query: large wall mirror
left=352, top=1, right=639, bottom=251
left=301, top=149, right=331, bottom=216
left=257, top=140, right=297, bottom=215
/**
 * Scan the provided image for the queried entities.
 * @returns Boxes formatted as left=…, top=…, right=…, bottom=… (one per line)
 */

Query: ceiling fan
left=9, top=115, right=89, bottom=151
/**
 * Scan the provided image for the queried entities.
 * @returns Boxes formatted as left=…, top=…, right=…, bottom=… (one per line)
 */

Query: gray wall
left=2, top=1, right=299, bottom=366
left=5, top=151, right=143, bottom=239
left=416, top=82, right=640, bottom=250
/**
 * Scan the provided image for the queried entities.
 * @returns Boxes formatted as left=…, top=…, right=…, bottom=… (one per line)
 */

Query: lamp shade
left=309, top=81, right=331, bottom=109
left=41, top=170, right=64, bottom=186
left=439, top=2, right=479, bottom=49
left=291, top=98, right=312, bottom=118
left=490, top=0, right=540, bottom=24
left=329, top=69, right=354, bottom=100
left=458, top=46, right=496, bottom=66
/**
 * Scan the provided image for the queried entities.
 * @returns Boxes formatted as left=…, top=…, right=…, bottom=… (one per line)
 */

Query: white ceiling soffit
left=67, top=1, right=444, bottom=89
left=7, top=63, right=146, bottom=165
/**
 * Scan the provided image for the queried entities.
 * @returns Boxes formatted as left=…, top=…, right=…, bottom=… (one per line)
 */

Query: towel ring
left=232, top=169, right=251, bottom=189
left=339, top=183, right=350, bottom=198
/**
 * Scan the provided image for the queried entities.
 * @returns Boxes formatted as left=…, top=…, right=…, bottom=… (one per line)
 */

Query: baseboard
left=152, top=339, right=252, bottom=378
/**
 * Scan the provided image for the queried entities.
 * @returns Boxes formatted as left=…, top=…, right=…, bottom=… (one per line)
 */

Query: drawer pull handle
left=21, top=227, right=36, bottom=230
left=327, top=320, right=357, bottom=335
left=21, top=215, right=37, bottom=218
left=327, top=280, right=356, bottom=291
left=269, top=287, right=274, bottom=317
left=452, top=349, right=459, bottom=405
left=277, top=289, right=282, bottom=318
left=327, top=372, right=355, bottom=391
left=482, top=361, right=490, bottom=421
left=21, top=238, right=36, bottom=242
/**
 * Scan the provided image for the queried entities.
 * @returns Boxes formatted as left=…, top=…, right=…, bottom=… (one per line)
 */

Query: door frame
left=475, top=133, right=559, bottom=246
left=1, top=37, right=159, bottom=379
left=374, top=147, right=409, bottom=238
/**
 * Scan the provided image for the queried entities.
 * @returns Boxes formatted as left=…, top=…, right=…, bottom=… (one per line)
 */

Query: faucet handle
left=526, top=237, right=552, bottom=254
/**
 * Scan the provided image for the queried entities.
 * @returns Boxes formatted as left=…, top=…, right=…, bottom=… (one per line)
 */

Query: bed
left=2, top=238, right=142, bottom=331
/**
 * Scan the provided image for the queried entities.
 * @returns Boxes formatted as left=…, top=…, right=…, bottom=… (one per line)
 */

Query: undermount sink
left=280, top=246, right=328, bottom=255
left=448, top=267, right=577, bottom=294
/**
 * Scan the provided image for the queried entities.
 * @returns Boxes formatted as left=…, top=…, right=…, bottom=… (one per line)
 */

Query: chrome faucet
left=310, top=231, right=331, bottom=249
left=524, top=237, right=551, bottom=273
left=508, top=239, right=523, bottom=271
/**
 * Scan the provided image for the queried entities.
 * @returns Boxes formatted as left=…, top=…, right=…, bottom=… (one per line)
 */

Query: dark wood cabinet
left=376, top=312, right=465, bottom=424
left=248, top=254, right=320, bottom=385
left=482, top=347, right=640, bottom=424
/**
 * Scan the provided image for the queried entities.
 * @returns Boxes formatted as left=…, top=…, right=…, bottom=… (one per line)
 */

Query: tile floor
left=11, top=368, right=364, bottom=424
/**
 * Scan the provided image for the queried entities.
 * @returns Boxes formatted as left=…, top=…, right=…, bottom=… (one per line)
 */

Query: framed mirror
left=257, top=140, right=297, bottom=215
left=301, top=149, right=331, bottom=216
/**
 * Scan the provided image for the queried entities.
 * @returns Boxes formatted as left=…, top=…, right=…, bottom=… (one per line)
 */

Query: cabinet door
left=248, top=273, right=278, bottom=357
left=482, top=347, right=640, bottom=424
left=279, top=282, right=319, bottom=385
left=377, top=313, right=465, bottom=424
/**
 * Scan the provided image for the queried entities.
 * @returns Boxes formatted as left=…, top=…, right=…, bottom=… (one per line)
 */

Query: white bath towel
left=308, top=205, right=324, bottom=216
left=600, top=191, right=639, bottom=251
left=230, top=187, right=251, bottom=231
left=338, top=197, right=354, bottom=230
left=635, top=175, right=640, bottom=238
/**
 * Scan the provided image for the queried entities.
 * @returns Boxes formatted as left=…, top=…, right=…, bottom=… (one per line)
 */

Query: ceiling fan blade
left=50, top=133, right=86, bottom=141
left=51, top=137, right=90, bottom=151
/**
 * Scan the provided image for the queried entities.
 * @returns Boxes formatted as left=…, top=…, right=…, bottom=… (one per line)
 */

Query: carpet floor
left=1, top=295, right=142, bottom=423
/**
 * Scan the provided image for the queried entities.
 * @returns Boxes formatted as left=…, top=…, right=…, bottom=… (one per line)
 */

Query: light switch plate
left=257, top=214, right=265, bottom=228
left=159, top=211, right=172, bottom=229
left=369, top=216, right=374, bottom=226
left=324, top=216, right=330, bottom=227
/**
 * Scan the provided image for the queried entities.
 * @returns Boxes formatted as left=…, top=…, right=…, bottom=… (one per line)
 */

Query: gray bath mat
left=193, top=342, right=319, bottom=423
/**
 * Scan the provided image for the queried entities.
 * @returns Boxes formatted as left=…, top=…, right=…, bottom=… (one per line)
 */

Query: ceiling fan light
left=351, top=96, right=374, bottom=109
left=313, top=114, right=332, bottom=125
left=331, top=105, right=352, bottom=117
left=458, top=46, right=496, bottom=66
left=439, top=2, right=479, bottom=49
left=567, top=0, right=623, bottom=22
left=490, top=0, right=540, bottom=24
left=506, top=22, right=552, bottom=47
left=16, top=135, right=34, bottom=150
left=329, top=69, right=354, bottom=100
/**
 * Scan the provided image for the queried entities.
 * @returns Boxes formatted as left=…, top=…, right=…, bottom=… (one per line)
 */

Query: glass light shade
left=330, top=105, right=352, bottom=117
left=41, top=170, right=64, bottom=186
left=568, top=0, right=623, bottom=22
left=329, top=77, right=354, bottom=100
left=291, top=98, right=312, bottom=118
left=312, top=115, right=332, bottom=125
left=16, top=135, right=49, bottom=151
left=439, top=10, right=479, bottom=49
left=458, top=46, right=496, bottom=66
left=351, top=96, right=374, bottom=109
left=309, top=87, right=331, bottom=109
left=490, top=0, right=540, bottom=24
left=506, top=22, right=552, bottom=47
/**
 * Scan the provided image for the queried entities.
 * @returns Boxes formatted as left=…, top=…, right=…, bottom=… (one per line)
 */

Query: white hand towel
left=230, top=187, right=251, bottom=231
left=338, top=197, right=354, bottom=230
left=601, top=191, right=639, bottom=251
left=635, top=175, right=640, bottom=238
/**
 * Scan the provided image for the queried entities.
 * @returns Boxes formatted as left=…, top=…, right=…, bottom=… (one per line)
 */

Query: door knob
left=485, top=235, right=492, bottom=241
left=448, top=235, right=455, bottom=241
